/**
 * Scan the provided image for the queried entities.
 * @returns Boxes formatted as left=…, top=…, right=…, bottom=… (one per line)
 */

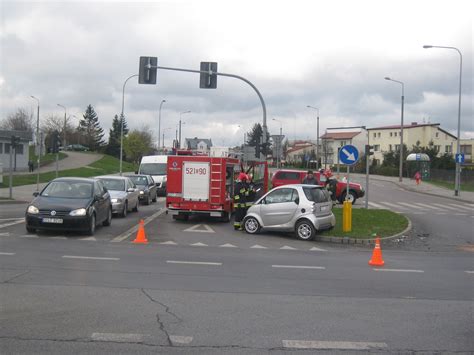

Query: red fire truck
left=166, top=155, right=240, bottom=221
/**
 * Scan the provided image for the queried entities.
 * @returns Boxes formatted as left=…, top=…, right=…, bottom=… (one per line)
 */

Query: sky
left=0, top=0, right=472, bottom=148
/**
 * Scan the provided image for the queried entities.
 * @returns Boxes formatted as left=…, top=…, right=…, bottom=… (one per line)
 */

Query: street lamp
left=30, top=96, right=40, bottom=191
left=384, top=77, right=405, bottom=182
left=423, top=45, right=463, bottom=196
left=119, top=74, right=139, bottom=176
left=162, top=127, right=173, bottom=150
left=158, top=99, right=166, bottom=153
left=272, top=118, right=283, bottom=168
left=307, top=105, right=320, bottom=170
left=57, top=104, right=66, bottom=148
left=179, top=110, right=191, bottom=149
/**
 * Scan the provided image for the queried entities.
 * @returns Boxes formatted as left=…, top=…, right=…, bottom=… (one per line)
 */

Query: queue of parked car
left=24, top=174, right=158, bottom=236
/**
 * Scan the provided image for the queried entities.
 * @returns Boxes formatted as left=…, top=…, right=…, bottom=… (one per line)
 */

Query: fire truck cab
left=166, top=155, right=240, bottom=221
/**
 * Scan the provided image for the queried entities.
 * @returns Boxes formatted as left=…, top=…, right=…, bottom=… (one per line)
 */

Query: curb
left=315, top=214, right=412, bottom=246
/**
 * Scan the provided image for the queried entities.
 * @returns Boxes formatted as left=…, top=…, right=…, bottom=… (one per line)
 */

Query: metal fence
left=430, top=168, right=474, bottom=185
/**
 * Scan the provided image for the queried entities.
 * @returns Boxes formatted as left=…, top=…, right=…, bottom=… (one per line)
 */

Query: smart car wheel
left=296, top=220, right=315, bottom=241
left=244, top=216, right=261, bottom=234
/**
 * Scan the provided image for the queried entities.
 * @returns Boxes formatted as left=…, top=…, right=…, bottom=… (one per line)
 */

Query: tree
left=106, top=114, right=129, bottom=158
left=246, top=123, right=271, bottom=156
left=78, top=105, right=105, bottom=151
left=123, top=128, right=154, bottom=164
left=1, top=108, right=33, bottom=131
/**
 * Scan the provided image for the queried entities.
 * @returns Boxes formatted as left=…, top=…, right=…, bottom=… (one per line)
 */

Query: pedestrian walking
left=28, top=160, right=34, bottom=172
left=302, top=170, right=318, bottom=185
left=414, top=171, right=421, bottom=185
left=233, top=172, right=248, bottom=230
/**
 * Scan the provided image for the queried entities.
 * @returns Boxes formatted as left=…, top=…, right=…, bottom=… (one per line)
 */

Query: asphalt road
left=0, top=181, right=473, bottom=354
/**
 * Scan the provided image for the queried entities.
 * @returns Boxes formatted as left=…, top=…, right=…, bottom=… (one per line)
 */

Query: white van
left=138, top=155, right=168, bottom=195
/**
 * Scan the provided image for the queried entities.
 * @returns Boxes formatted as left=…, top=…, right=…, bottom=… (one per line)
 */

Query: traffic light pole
left=148, top=64, right=268, bottom=150
left=365, top=151, right=370, bottom=209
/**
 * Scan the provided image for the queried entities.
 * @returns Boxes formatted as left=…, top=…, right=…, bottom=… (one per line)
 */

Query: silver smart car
left=243, top=184, right=335, bottom=240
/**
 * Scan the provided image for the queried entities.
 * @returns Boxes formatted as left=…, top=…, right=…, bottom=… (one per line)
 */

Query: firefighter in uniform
left=233, top=173, right=248, bottom=230
left=244, top=173, right=256, bottom=212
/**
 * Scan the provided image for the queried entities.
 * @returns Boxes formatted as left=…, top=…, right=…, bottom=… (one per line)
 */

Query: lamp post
left=162, top=127, right=173, bottom=150
left=307, top=105, right=320, bottom=170
left=179, top=110, right=191, bottom=149
left=272, top=118, right=283, bottom=168
left=158, top=99, right=166, bottom=153
left=384, top=77, right=405, bottom=182
left=30, top=96, right=40, bottom=191
left=119, top=74, right=138, bottom=176
left=423, top=45, right=463, bottom=196
left=57, top=104, right=66, bottom=148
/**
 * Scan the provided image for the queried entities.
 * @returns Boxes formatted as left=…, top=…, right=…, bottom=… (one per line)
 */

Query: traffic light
left=365, top=145, right=374, bottom=156
left=51, top=131, right=61, bottom=154
left=10, top=135, right=20, bottom=149
left=138, top=56, right=158, bottom=84
left=199, top=62, right=218, bottom=89
left=255, top=144, right=260, bottom=159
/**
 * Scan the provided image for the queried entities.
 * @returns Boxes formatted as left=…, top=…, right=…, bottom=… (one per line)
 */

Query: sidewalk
left=353, top=173, right=474, bottom=204
left=0, top=151, right=103, bottom=203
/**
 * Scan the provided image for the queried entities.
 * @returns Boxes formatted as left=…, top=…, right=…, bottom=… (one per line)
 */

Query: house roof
left=0, top=129, right=33, bottom=141
left=367, top=123, right=457, bottom=139
left=185, top=137, right=213, bottom=149
left=287, top=144, right=314, bottom=154
left=320, top=132, right=360, bottom=140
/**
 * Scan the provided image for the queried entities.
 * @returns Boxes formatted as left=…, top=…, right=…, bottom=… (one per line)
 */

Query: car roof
left=124, top=174, right=149, bottom=178
left=273, top=184, right=323, bottom=189
left=53, top=177, right=96, bottom=183
left=274, top=169, right=306, bottom=173
left=95, top=175, right=129, bottom=180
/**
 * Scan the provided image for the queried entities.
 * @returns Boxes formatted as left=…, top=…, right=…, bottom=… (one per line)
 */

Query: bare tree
left=1, top=108, right=33, bottom=131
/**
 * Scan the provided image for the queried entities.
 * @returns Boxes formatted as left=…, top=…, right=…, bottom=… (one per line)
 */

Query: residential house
left=320, top=126, right=368, bottom=166
left=184, top=137, right=213, bottom=153
left=459, top=138, right=473, bottom=164
left=368, top=122, right=457, bottom=165
left=0, top=129, right=32, bottom=172
left=285, top=142, right=316, bottom=164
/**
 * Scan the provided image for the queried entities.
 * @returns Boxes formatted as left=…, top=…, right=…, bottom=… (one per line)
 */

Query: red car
left=271, top=169, right=365, bottom=204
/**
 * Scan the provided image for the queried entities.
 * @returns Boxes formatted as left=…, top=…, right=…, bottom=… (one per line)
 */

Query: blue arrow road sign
left=339, top=145, right=359, bottom=165
left=455, top=153, right=465, bottom=164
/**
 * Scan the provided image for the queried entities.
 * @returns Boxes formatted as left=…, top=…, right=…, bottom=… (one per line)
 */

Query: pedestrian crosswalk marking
left=159, top=241, right=178, bottom=245
left=80, top=236, right=97, bottom=241
left=378, top=202, right=408, bottom=210
left=432, top=203, right=457, bottom=211
left=219, top=243, right=237, bottom=248
left=250, top=244, right=267, bottom=249
left=451, top=204, right=473, bottom=211
left=310, top=246, right=327, bottom=251
left=397, top=202, right=424, bottom=209
left=190, top=242, right=208, bottom=247
left=368, top=202, right=384, bottom=209
left=0, top=232, right=10, bottom=237
left=280, top=245, right=297, bottom=250
left=413, top=203, right=442, bottom=210
left=183, top=224, right=215, bottom=233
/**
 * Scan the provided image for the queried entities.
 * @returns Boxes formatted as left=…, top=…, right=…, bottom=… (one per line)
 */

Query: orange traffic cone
left=368, top=235, right=384, bottom=266
left=133, top=219, right=148, bottom=244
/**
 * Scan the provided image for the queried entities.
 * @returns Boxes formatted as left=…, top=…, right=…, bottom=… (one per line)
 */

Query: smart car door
left=260, top=188, right=299, bottom=227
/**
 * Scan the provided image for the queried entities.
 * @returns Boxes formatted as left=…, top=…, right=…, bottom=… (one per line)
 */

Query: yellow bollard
left=342, top=200, right=352, bottom=232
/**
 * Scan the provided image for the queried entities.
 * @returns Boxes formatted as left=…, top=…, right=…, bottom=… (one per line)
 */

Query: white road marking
left=464, top=271, right=474, bottom=274
left=368, top=201, right=384, bottom=209
left=219, top=243, right=237, bottom=248
left=183, top=224, right=215, bottom=233
left=50, top=236, right=67, bottom=239
left=190, top=242, right=208, bottom=247
left=282, top=340, right=387, bottom=350
left=450, top=204, right=473, bottom=211
left=272, top=265, right=325, bottom=270
left=0, top=219, right=25, bottom=229
left=19, top=235, right=38, bottom=238
left=79, top=236, right=97, bottom=241
left=280, top=245, right=297, bottom=250
left=397, top=202, right=424, bottom=210
left=432, top=203, right=458, bottom=211
left=169, top=335, right=193, bottom=345
left=407, top=212, right=425, bottom=215
left=250, top=244, right=267, bottom=249
left=435, top=213, right=447, bottom=215
left=91, top=333, right=145, bottom=343
left=110, top=208, right=167, bottom=242
left=309, top=246, right=327, bottom=251
left=454, top=213, right=467, bottom=216
left=0, top=252, right=16, bottom=255
left=159, top=241, right=178, bottom=245
left=62, top=255, right=120, bottom=261
left=413, top=203, right=442, bottom=210
left=166, top=260, right=222, bottom=266
left=0, top=232, right=10, bottom=237
left=378, top=202, right=409, bottom=210
left=0, top=218, right=24, bottom=221
left=373, top=268, right=424, bottom=273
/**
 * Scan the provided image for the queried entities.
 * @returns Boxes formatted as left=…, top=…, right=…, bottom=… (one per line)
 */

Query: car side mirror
left=294, top=197, right=300, bottom=205
left=33, top=191, right=39, bottom=197
left=127, top=188, right=135, bottom=193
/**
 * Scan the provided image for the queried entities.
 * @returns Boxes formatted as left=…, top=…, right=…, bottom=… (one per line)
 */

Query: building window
left=340, top=141, right=346, bottom=146
left=445, top=146, right=452, bottom=153
left=374, top=145, right=380, bottom=152
left=389, top=144, right=392, bottom=151
left=378, top=133, right=381, bottom=138
left=461, top=145, right=472, bottom=154
left=5, top=143, right=11, bottom=154
left=373, top=133, right=376, bottom=138
left=435, top=132, right=439, bottom=138
left=395, top=144, right=400, bottom=152
left=394, top=132, right=397, bottom=137
left=390, top=132, right=393, bottom=137
left=0, top=143, right=3, bottom=154
left=16, top=144, right=24, bottom=155
left=434, top=145, right=441, bottom=152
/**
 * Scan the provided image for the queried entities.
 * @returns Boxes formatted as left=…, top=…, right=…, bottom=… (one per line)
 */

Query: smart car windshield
left=303, top=187, right=330, bottom=203
left=128, top=176, right=148, bottom=186
left=98, top=178, right=125, bottom=191
left=41, top=181, right=93, bottom=199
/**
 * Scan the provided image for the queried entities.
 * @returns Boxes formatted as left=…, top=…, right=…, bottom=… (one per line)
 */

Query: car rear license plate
left=42, top=218, right=63, bottom=224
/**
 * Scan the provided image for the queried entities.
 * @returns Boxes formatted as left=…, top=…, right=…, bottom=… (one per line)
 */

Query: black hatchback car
left=125, top=174, right=157, bottom=205
left=25, top=177, right=112, bottom=235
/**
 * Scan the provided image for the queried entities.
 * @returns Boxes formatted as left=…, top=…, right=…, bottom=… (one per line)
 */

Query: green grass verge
left=320, top=207, right=409, bottom=239
left=426, top=180, right=474, bottom=192
left=29, top=146, right=67, bottom=167
left=0, top=155, right=137, bottom=188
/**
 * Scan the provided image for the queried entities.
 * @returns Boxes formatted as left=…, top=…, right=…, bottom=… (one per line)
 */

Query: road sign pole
left=55, top=153, right=59, bottom=178
left=9, top=146, right=13, bottom=199
left=365, top=152, right=369, bottom=209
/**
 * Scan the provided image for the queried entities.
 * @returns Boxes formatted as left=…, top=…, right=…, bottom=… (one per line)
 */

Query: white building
left=0, top=129, right=32, bottom=172
left=320, top=126, right=368, bottom=166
